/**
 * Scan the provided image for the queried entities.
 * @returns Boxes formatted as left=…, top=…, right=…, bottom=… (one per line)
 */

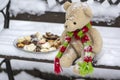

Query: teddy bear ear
left=63, top=1, right=71, bottom=11
left=83, top=6, right=93, bottom=18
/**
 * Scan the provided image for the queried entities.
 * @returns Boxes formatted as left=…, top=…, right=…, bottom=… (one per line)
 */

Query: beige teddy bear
left=54, top=1, right=103, bottom=75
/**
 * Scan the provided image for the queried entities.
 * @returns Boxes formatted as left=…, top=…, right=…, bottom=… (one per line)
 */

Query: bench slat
left=10, top=12, right=120, bottom=27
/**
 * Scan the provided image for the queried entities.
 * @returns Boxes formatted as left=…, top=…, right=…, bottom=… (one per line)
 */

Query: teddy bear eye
left=73, top=22, right=76, bottom=25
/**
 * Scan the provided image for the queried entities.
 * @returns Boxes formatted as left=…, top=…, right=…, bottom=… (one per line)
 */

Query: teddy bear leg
left=73, top=53, right=95, bottom=74
left=71, top=49, right=84, bottom=73
left=60, top=46, right=77, bottom=68
left=73, top=53, right=84, bottom=74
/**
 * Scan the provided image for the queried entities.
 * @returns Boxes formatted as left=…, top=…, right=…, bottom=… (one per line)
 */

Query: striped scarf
left=54, top=22, right=94, bottom=76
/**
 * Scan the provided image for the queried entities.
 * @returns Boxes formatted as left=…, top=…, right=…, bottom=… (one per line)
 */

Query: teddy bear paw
left=73, top=58, right=84, bottom=75
left=73, top=64, right=80, bottom=74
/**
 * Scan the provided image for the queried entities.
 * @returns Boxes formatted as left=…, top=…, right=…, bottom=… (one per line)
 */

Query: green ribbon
left=78, top=62, right=94, bottom=76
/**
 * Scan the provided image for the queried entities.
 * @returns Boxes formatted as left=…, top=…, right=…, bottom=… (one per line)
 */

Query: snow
left=10, top=0, right=47, bottom=16
left=0, top=0, right=9, bottom=10
left=1, top=59, right=120, bottom=79
left=15, top=71, right=43, bottom=80
left=46, top=0, right=64, bottom=12
left=111, top=0, right=118, bottom=3
left=87, top=0, right=120, bottom=23
left=10, top=0, right=64, bottom=16
left=92, top=68, right=120, bottom=79
left=94, top=27, right=120, bottom=66
left=9, top=0, right=120, bottom=23
left=0, top=72, right=8, bottom=80
left=71, top=0, right=80, bottom=2
left=0, top=71, right=43, bottom=80
left=47, top=0, right=57, bottom=8
left=47, top=3, right=64, bottom=12
left=0, top=13, right=4, bottom=31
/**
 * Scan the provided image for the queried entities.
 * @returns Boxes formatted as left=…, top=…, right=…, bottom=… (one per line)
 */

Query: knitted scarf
left=54, top=22, right=94, bottom=76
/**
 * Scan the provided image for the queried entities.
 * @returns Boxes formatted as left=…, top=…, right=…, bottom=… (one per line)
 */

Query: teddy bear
left=54, top=1, right=103, bottom=76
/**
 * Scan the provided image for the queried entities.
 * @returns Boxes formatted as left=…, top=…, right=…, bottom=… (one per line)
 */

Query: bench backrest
left=2, top=0, right=120, bottom=28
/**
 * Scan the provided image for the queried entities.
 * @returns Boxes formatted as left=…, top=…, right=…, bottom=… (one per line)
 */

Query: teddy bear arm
left=60, top=46, right=77, bottom=67
left=71, top=39, right=83, bottom=57
left=88, top=28, right=103, bottom=54
left=60, top=30, right=67, bottom=43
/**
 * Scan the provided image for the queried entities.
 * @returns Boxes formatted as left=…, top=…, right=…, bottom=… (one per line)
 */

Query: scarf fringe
left=54, top=58, right=62, bottom=74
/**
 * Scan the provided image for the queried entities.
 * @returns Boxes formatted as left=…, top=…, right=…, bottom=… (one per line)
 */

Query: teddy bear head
left=64, top=1, right=93, bottom=32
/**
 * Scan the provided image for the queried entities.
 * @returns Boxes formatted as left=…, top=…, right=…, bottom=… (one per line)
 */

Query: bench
left=0, top=0, right=120, bottom=80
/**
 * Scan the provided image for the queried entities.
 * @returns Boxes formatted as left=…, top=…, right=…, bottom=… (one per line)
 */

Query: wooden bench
left=0, top=0, right=120, bottom=80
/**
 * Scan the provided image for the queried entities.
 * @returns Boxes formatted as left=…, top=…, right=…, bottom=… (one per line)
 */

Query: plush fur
left=60, top=1, right=103, bottom=74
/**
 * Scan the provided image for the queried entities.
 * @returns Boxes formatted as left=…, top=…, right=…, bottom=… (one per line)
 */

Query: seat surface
left=0, top=20, right=120, bottom=79
left=0, top=21, right=64, bottom=61
left=0, top=20, right=120, bottom=66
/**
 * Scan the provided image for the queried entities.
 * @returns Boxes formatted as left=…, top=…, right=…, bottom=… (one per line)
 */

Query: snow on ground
left=0, top=20, right=120, bottom=79
left=9, top=0, right=120, bottom=23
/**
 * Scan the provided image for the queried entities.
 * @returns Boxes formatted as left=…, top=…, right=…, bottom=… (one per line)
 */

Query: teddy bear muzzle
left=64, top=24, right=77, bottom=32
left=65, top=25, right=68, bottom=28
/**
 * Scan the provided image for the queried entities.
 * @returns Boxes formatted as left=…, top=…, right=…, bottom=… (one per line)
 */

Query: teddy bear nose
left=65, top=25, right=68, bottom=28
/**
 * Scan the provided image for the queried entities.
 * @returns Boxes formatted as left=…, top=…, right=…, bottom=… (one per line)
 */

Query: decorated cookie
left=23, top=43, right=36, bottom=52
left=41, top=42, right=51, bottom=49
left=43, top=32, right=59, bottom=40
left=49, top=47, right=56, bottom=51
left=16, top=43, right=25, bottom=48
left=24, top=36, right=31, bottom=41
left=39, top=38, right=46, bottom=44
left=17, top=37, right=25, bottom=43
left=40, top=48, right=49, bottom=52
left=35, top=32, right=43, bottom=40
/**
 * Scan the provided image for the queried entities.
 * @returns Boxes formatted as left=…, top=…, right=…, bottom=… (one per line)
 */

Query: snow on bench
left=9, top=0, right=120, bottom=26
left=1, top=20, right=120, bottom=79
left=1, top=20, right=120, bottom=67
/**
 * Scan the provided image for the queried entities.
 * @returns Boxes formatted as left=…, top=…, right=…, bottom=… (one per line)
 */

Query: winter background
left=0, top=0, right=120, bottom=80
